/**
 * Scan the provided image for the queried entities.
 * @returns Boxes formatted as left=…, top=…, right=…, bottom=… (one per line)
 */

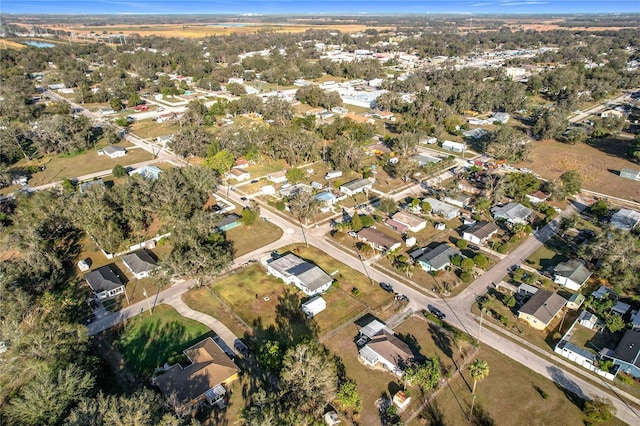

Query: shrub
left=500, top=315, right=509, bottom=326
left=276, top=201, right=286, bottom=210
left=352, top=287, right=360, bottom=296
left=460, top=271, right=473, bottom=282
left=112, top=164, right=127, bottom=178
left=474, top=254, right=488, bottom=269
left=456, top=239, right=468, bottom=249
left=504, top=295, right=516, bottom=308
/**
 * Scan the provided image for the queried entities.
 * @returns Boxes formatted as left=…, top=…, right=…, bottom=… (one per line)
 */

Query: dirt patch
left=515, top=136, right=640, bottom=202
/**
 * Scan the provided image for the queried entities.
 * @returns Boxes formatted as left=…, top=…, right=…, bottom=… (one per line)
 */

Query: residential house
left=373, top=111, right=396, bottom=121
left=235, top=157, right=249, bottom=168
left=266, top=253, right=333, bottom=296
left=525, top=190, right=549, bottom=204
left=392, top=211, right=427, bottom=232
left=157, top=134, right=173, bottom=147
left=566, top=293, right=585, bottom=310
left=612, top=301, right=630, bottom=316
left=611, top=208, right=640, bottom=231
left=301, top=296, right=326, bottom=318
left=367, top=143, right=392, bottom=156
left=620, top=169, right=640, bottom=181
left=603, top=330, right=640, bottom=379
left=157, top=113, right=176, bottom=123
left=98, top=107, right=115, bottom=115
left=457, top=179, right=482, bottom=195
left=517, top=283, right=539, bottom=297
left=492, top=112, right=510, bottom=123
left=441, top=140, right=466, bottom=153
left=345, top=113, right=375, bottom=125
left=578, top=311, right=600, bottom=330
left=340, top=178, right=374, bottom=196
left=415, top=244, right=461, bottom=272
left=518, top=290, right=566, bottom=330
left=600, top=109, right=624, bottom=119
left=121, top=249, right=158, bottom=280
left=267, top=170, right=288, bottom=184
left=85, top=265, right=125, bottom=300
left=491, top=203, right=533, bottom=225
left=215, top=213, right=241, bottom=232
left=592, top=285, right=617, bottom=300
left=280, top=183, right=312, bottom=198
left=444, top=193, right=471, bottom=208
left=412, top=154, right=442, bottom=166
left=554, top=259, right=592, bottom=291
left=422, top=197, right=460, bottom=220
left=226, top=168, right=250, bottom=181
left=154, top=337, right=240, bottom=412
left=315, top=191, right=338, bottom=212
left=100, top=145, right=127, bottom=159
left=384, top=219, right=409, bottom=234
left=462, top=221, right=499, bottom=245
left=462, top=128, right=489, bottom=139
left=129, top=165, right=162, bottom=180
left=79, top=179, right=105, bottom=194
left=359, top=330, right=414, bottom=377
left=357, top=228, right=402, bottom=252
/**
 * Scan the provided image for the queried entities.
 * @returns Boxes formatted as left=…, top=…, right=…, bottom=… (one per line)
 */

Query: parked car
left=234, top=339, right=250, bottom=357
left=240, top=196, right=247, bottom=201
left=348, top=231, right=357, bottom=237
left=380, top=282, right=394, bottom=293
left=428, top=305, right=446, bottom=319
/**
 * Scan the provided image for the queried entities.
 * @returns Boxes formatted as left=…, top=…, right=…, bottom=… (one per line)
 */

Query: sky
left=1, top=1, right=639, bottom=15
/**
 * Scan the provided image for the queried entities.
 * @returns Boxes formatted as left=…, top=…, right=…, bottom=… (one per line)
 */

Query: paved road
left=568, top=90, right=634, bottom=124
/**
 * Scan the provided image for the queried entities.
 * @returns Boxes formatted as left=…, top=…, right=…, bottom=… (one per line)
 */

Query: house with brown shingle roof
left=154, top=337, right=240, bottom=413
left=359, top=330, right=414, bottom=377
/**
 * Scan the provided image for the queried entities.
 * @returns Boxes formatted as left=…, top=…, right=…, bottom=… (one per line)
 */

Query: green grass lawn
left=129, top=119, right=181, bottom=140
left=225, top=220, right=283, bottom=257
left=116, top=304, right=211, bottom=376
left=20, top=145, right=153, bottom=186
left=182, top=287, right=250, bottom=338
left=526, top=235, right=571, bottom=272
left=426, top=342, right=626, bottom=426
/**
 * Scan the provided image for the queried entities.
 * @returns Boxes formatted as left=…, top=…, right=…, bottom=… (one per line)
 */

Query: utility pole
left=142, top=288, right=153, bottom=315
left=357, top=249, right=374, bottom=286
left=478, top=307, right=486, bottom=344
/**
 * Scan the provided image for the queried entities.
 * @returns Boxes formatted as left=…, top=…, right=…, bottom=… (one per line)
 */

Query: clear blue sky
left=2, top=1, right=639, bottom=15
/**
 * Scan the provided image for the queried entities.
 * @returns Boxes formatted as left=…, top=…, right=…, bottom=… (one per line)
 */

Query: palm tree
left=469, top=359, right=489, bottom=395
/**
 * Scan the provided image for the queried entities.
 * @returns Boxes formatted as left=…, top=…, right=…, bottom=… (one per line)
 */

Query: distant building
left=267, top=170, right=288, bottom=184
left=340, top=178, right=374, bottom=196
left=226, top=168, right=250, bottom=181
left=441, top=140, right=466, bottom=153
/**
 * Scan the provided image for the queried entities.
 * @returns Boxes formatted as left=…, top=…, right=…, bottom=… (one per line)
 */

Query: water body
left=24, top=41, right=55, bottom=48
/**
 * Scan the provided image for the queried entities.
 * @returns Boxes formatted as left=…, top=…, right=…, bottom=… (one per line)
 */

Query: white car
left=348, top=231, right=357, bottom=237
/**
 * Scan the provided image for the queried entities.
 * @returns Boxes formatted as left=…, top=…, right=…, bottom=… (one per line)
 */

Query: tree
left=128, top=93, right=142, bottom=107
left=590, top=199, right=610, bottom=218
left=239, top=207, right=258, bottom=227
left=285, top=168, right=305, bottom=184
left=351, top=213, right=363, bottom=232
left=379, top=197, right=398, bottom=216
left=473, top=254, right=488, bottom=269
left=289, top=191, right=321, bottom=226
left=456, top=239, right=468, bottom=249
left=5, top=364, right=94, bottom=426
left=560, top=170, right=582, bottom=197
left=404, top=357, right=441, bottom=393
left=469, top=359, right=489, bottom=395
left=335, top=381, right=362, bottom=412
left=484, top=125, right=531, bottom=162
left=226, top=82, right=246, bottom=96
left=109, top=97, right=123, bottom=111
left=460, top=257, right=475, bottom=272
left=504, top=295, right=516, bottom=308
left=583, top=397, right=615, bottom=422
left=112, top=165, right=127, bottom=178
left=258, top=340, right=283, bottom=372
left=205, top=149, right=235, bottom=174
left=605, top=314, right=626, bottom=333
left=280, top=341, right=338, bottom=416
left=421, top=201, right=432, bottom=213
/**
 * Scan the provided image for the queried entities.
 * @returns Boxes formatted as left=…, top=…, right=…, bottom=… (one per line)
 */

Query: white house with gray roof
left=266, top=253, right=333, bottom=296
left=340, top=178, right=374, bottom=196
left=611, top=208, right=640, bottom=231
left=554, top=259, right=592, bottom=291
left=422, top=197, right=460, bottom=220
left=100, top=145, right=127, bottom=159
left=415, top=244, right=461, bottom=272
left=85, top=265, right=125, bottom=300
left=121, top=249, right=158, bottom=280
left=491, top=202, right=533, bottom=225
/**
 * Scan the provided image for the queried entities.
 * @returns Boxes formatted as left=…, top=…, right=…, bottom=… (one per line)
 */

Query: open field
left=0, top=39, right=27, bottom=49
left=116, top=304, right=211, bottom=376
left=515, top=136, right=640, bottom=202
left=225, top=219, right=283, bottom=258
left=56, top=23, right=395, bottom=38
left=426, top=342, right=626, bottom=426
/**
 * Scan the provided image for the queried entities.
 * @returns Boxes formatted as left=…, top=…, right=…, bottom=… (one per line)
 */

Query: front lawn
left=225, top=219, right=283, bottom=257
left=116, top=304, right=211, bottom=376
left=182, top=287, right=250, bottom=338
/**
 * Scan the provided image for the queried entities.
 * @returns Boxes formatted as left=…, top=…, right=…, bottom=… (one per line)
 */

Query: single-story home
left=357, top=228, right=402, bottom=252
left=129, top=165, right=162, bottom=180
left=525, top=190, right=549, bottom=204
left=600, top=109, right=624, bottom=119
left=592, top=285, right=617, bottom=300
left=280, top=183, right=312, bottom=198
left=554, top=259, right=592, bottom=291
left=422, top=197, right=460, bottom=220
left=578, top=311, right=600, bottom=330
left=518, top=290, right=566, bottom=330
left=226, top=168, right=250, bottom=181
left=491, top=203, right=533, bottom=225
left=79, top=178, right=105, bottom=194
left=301, top=296, right=326, bottom=318
left=384, top=218, right=409, bottom=234
left=620, top=169, right=640, bottom=181
left=412, top=154, right=442, bottom=166
left=266, top=253, right=334, bottom=296
left=100, top=145, right=127, bottom=159
left=359, top=331, right=414, bottom=377
left=444, top=193, right=471, bottom=208
left=157, top=134, right=173, bottom=147
left=632, top=310, right=640, bottom=331
left=603, top=330, right=640, bottom=379
left=85, top=265, right=125, bottom=300
left=612, top=301, right=630, bottom=316
left=154, top=337, right=240, bottom=412
left=235, top=157, right=249, bottom=168
left=492, top=112, right=510, bottom=124
left=267, top=170, right=288, bottom=184
left=215, top=213, right=241, bottom=232
left=416, top=244, right=461, bottom=272
left=392, top=211, right=427, bottom=233
left=462, top=128, right=489, bottom=140
left=462, top=221, right=499, bottom=245
left=98, top=107, right=115, bottom=115
left=315, top=191, right=338, bottom=211
left=441, top=140, right=466, bottom=153
left=121, top=249, right=158, bottom=280
left=517, top=283, right=539, bottom=297
left=457, top=179, right=482, bottom=195
left=367, top=143, right=392, bottom=156
left=611, top=208, right=640, bottom=231
left=340, top=178, right=374, bottom=196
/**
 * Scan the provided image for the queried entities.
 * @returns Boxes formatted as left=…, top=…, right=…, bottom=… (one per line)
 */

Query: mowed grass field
left=58, top=23, right=395, bottom=38
left=425, top=342, right=626, bottom=426
left=515, top=136, right=640, bottom=201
